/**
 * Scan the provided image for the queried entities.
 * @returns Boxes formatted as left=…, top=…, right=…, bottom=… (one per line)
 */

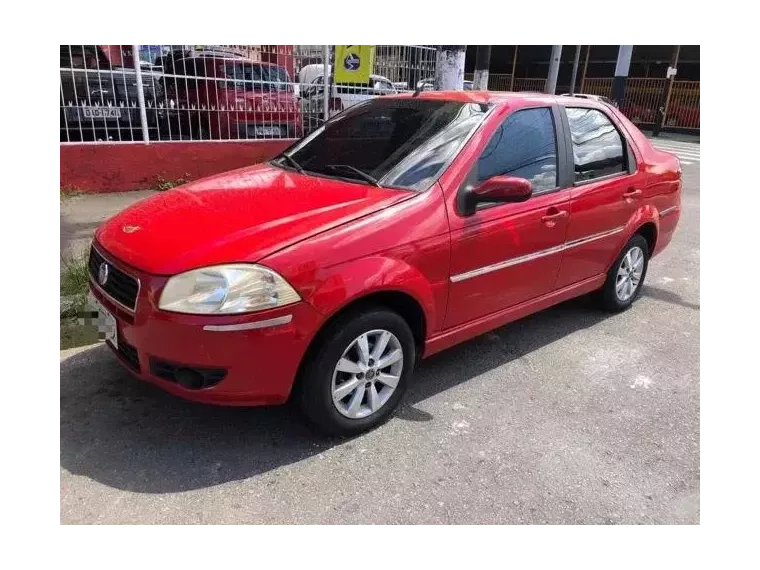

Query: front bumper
left=89, top=252, right=323, bottom=406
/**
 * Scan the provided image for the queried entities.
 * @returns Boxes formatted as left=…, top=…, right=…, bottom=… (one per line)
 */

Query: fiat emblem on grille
left=98, top=262, right=109, bottom=286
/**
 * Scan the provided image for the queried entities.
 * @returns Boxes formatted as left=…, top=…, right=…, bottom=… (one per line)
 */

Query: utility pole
left=473, top=45, right=491, bottom=90
left=612, top=45, right=633, bottom=107
left=569, top=45, right=581, bottom=95
left=580, top=45, right=591, bottom=92
left=653, top=45, right=681, bottom=137
left=546, top=45, right=562, bottom=94
left=132, top=44, right=150, bottom=144
left=509, top=46, right=518, bottom=91
left=435, top=45, right=466, bottom=90
left=322, top=45, right=330, bottom=122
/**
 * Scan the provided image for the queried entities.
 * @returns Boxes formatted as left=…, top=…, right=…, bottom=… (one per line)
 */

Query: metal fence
left=60, top=45, right=700, bottom=145
left=512, top=77, right=547, bottom=93
left=667, top=81, right=699, bottom=129
left=581, top=77, right=700, bottom=129
left=463, top=73, right=547, bottom=93
left=60, top=44, right=438, bottom=144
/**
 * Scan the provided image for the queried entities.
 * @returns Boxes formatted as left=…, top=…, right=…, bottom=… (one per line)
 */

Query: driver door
left=445, top=105, right=572, bottom=328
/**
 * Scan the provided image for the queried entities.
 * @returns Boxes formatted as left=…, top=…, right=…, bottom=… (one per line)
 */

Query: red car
left=89, top=91, right=681, bottom=435
left=665, top=101, right=700, bottom=129
left=620, top=102, right=656, bottom=125
left=163, top=50, right=302, bottom=139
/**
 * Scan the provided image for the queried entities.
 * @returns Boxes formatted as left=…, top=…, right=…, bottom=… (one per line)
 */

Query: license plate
left=82, top=107, right=122, bottom=119
left=253, top=125, right=281, bottom=136
left=89, top=293, right=118, bottom=349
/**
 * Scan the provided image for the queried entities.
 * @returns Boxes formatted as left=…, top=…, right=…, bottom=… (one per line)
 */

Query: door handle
left=624, top=188, right=642, bottom=200
left=541, top=208, right=568, bottom=227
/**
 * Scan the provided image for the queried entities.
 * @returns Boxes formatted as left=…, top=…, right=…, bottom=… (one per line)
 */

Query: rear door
left=554, top=104, right=645, bottom=288
left=444, top=105, right=573, bottom=328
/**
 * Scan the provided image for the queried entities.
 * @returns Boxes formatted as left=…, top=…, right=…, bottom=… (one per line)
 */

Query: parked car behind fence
left=160, top=49, right=302, bottom=140
left=60, top=45, right=164, bottom=142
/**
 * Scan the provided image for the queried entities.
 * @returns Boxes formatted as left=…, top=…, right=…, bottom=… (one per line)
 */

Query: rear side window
left=476, top=107, right=558, bottom=193
left=566, top=107, right=625, bottom=182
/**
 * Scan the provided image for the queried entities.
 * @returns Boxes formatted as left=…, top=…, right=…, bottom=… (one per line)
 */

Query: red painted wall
left=60, top=140, right=294, bottom=193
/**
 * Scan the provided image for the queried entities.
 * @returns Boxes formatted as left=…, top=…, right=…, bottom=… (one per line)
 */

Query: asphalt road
left=60, top=151, right=699, bottom=524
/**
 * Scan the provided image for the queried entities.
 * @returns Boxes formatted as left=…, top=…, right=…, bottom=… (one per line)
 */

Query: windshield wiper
left=278, top=153, right=303, bottom=174
left=324, top=164, right=382, bottom=187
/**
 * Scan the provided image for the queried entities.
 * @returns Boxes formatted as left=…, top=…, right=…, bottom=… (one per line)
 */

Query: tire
left=596, top=234, right=650, bottom=312
left=297, top=308, right=416, bottom=436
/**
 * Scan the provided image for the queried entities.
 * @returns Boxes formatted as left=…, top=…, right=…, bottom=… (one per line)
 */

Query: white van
left=298, top=64, right=399, bottom=121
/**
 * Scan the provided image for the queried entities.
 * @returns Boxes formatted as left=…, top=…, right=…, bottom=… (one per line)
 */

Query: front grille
left=117, top=338, right=140, bottom=373
left=88, top=246, right=139, bottom=310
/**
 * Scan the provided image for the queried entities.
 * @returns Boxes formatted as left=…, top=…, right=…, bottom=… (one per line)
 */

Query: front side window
left=476, top=107, right=558, bottom=193
left=565, top=107, right=625, bottom=182
left=284, top=98, right=489, bottom=191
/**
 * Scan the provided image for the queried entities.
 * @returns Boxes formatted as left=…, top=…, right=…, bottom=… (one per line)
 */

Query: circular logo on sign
left=343, top=52, right=360, bottom=71
left=98, top=262, right=109, bottom=286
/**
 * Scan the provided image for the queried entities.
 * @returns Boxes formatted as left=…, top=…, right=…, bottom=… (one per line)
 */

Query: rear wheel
left=297, top=308, right=415, bottom=436
left=596, top=234, right=649, bottom=312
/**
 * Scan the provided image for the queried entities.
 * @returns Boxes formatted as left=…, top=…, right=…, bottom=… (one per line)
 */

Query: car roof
left=390, top=90, right=567, bottom=107
left=193, top=53, right=280, bottom=67
left=310, top=71, right=393, bottom=81
left=560, top=93, right=611, bottom=101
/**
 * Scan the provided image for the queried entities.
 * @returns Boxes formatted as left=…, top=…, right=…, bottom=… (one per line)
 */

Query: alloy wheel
left=616, top=246, right=645, bottom=302
left=331, top=329, right=404, bottom=419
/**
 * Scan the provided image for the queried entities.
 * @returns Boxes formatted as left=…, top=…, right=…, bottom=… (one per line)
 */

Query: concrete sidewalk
left=60, top=190, right=156, bottom=258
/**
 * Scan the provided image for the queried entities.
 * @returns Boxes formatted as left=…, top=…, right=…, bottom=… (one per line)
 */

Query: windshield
left=285, top=98, right=489, bottom=191
left=223, top=63, right=291, bottom=91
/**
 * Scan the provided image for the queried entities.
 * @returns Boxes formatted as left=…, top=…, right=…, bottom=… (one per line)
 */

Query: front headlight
left=158, top=264, right=300, bottom=315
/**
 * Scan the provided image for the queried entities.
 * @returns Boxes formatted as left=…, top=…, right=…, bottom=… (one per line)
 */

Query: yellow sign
left=334, top=45, right=375, bottom=84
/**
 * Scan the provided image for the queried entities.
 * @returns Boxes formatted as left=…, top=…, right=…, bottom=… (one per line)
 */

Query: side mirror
left=459, top=175, right=533, bottom=216
left=472, top=175, right=532, bottom=203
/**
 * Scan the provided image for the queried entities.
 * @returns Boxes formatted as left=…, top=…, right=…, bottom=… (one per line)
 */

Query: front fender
left=304, top=255, right=442, bottom=335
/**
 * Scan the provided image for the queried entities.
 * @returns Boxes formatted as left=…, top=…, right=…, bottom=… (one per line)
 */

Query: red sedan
left=89, top=91, right=682, bottom=435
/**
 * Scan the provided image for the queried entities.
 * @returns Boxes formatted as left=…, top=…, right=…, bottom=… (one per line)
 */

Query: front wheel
left=596, top=234, right=649, bottom=312
left=297, top=308, right=416, bottom=436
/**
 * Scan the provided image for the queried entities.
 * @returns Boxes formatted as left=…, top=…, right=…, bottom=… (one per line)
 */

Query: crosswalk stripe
left=654, top=144, right=705, bottom=155
left=649, top=139, right=705, bottom=146
left=654, top=145, right=704, bottom=156
left=656, top=147, right=701, bottom=155
left=647, top=138, right=700, bottom=165
left=659, top=151, right=701, bottom=159
left=650, top=139, right=700, bottom=145
left=655, top=146, right=700, bottom=154
left=653, top=144, right=699, bottom=153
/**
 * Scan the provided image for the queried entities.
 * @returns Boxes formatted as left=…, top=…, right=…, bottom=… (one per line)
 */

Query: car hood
left=95, top=163, right=411, bottom=275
